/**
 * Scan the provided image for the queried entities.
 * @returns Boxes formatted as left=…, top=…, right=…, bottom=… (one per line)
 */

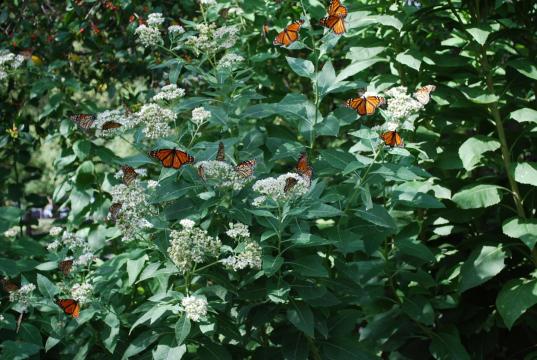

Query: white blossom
left=0, top=71, right=7, bottom=80
left=168, top=25, right=185, bottom=35
left=179, top=219, right=196, bottom=229
left=213, top=25, right=239, bottom=49
left=130, top=103, right=174, bottom=139
left=200, top=0, right=217, bottom=5
left=252, top=196, right=266, bottom=207
left=222, top=241, right=262, bottom=271
left=9, top=284, right=36, bottom=307
left=0, top=314, right=4, bottom=322
left=4, top=228, right=18, bottom=238
left=61, top=231, right=90, bottom=252
left=168, top=225, right=221, bottom=274
left=191, top=107, right=211, bottom=126
left=135, top=24, right=163, bottom=47
left=70, top=282, right=93, bottom=305
left=74, top=253, right=94, bottom=267
left=94, top=109, right=130, bottom=137
left=252, top=173, right=309, bottom=204
left=49, top=226, right=63, bottom=236
left=196, top=160, right=251, bottom=191
left=218, top=53, right=244, bottom=69
left=152, top=84, right=185, bottom=102
left=147, top=13, right=165, bottom=26
left=0, top=50, right=25, bottom=71
left=384, top=86, right=424, bottom=121
left=47, top=240, right=61, bottom=252
left=226, top=222, right=250, bottom=240
left=147, top=180, right=159, bottom=189
left=181, top=296, right=208, bottom=322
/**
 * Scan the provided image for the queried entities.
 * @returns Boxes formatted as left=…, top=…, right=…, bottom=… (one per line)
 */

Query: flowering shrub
left=2, top=0, right=537, bottom=359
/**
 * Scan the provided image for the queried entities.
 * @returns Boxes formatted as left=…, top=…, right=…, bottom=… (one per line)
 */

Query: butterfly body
left=414, top=85, right=436, bottom=105
left=284, top=177, right=299, bottom=193
left=121, top=165, right=138, bottom=186
left=59, top=259, right=73, bottom=276
left=216, top=142, right=226, bottom=162
left=108, top=202, right=123, bottom=222
left=381, top=130, right=404, bottom=147
left=345, top=95, right=385, bottom=116
left=101, top=121, right=122, bottom=130
left=320, top=0, right=348, bottom=35
left=55, top=297, right=80, bottom=318
left=70, top=114, right=96, bottom=131
left=273, top=19, right=304, bottom=47
left=234, top=160, right=256, bottom=178
left=150, top=148, right=195, bottom=169
left=296, top=152, right=313, bottom=186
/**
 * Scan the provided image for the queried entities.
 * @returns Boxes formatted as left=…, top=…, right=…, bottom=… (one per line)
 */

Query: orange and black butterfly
left=108, top=202, right=123, bottom=222
left=0, top=277, right=19, bottom=293
left=296, top=152, right=313, bottom=186
left=414, top=85, right=436, bottom=105
left=121, top=165, right=138, bottom=186
left=273, top=19, right=304, bottom=47
left=70, top=114, right=96, bottom=130
left=284, top=177, right=299, bottom=193
left=216, top=142, right=226, bottom=162
left=150, top=148, right=195, bottom=169
left=58, top=259, right=73, bottom=276
left=345, top=94, right=385, bottom=116
left=381, top=130, right=404, bottom=147
left=320, top=0, right=348, bottom=35
left=101, top=121, right=122, bottom=130
left=55, top=297, right=80, bottom=318
left=234, top=160, right=256, bottom=178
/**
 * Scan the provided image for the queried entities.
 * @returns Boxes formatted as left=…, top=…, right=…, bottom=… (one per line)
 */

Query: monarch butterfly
left=55, top=297, right=80, bottom=318
left=216, top=142, right=226, bottom=162
left=121, top=165, right=138, bottom=186
left=320, top=0, right=348, bottom=35
left=381, top=130, right=404, bottom=147
left=414, top=85, right=436, bottom=105
left=58, top=259, right=73, bottom=276
left=70, top=114, right=96, bottom=130
left=273, top=19, right=304, bottom=47
left=101, top=121, right=123, bottom=130
left=197, top=164, right=206, bottom=180
left=150, top=148, right=195, bottom=169
left=108, top=202, right=123, bottom=222
left=284, top=177, right=298, bottom=193
left=0, top=277, right=19, bottom=293
left=234, top=160, right=256, bottom=178
left=345, top=95, right=385, bottom=116
left=296, top=152, right=313, bottom=186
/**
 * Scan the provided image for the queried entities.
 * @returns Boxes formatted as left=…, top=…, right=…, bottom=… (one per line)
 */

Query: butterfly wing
left=121, top=166, right=138, bottom=186
left=414, top=85, right=436, bottom=105
left=0, top=278, right=19, bottom=293
left=327, top=0, right=348, bottom=17
left=70, top=114, right=96, bottom=130
left=216, top=142, right=226, bottom=161
left=234, top=160, right=256, bottom=178
left=273, top=19, right=304, bottom=47
left=346, top=96, right=368, bottom=115
left=171, top=149, right=195, bottom=169
left=150, top=149, right=175, bottom=168
left=101, top=121, right=122, bottom=130
left=108, top=202, right=122, bottom=222
left=55, top=298, right=80, bottom=318
left=365, top=96, right=385, bottom=115
left=296, top=152, right=313, bottom=186
left=381, top=130, right=404, bottom=147
left=284, top=177, right=298, bottom=193
left=320, top=15, right=346, bottom=35
left=59, top=259, right=73, bottom=276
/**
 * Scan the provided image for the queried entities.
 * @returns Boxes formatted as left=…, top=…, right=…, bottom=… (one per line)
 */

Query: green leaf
left=175, top=314, right=191, bottom=345
left=458, top=136, right=500, bottom=171
left=402, top=296, right=435, bottom=325
left=335, top=58, right=386, bottom=82
left=429, top=327, right=471, bottom=360
left=460, top=87, right=499, bottom=104
left=286, top=57, right=314, bottom=78
left=263, top=255, right=284, bottom=277
left=355, top=204, right=397, bottom=230
left=287, top=303, right=314, bottom=337
left=127, top=256, right=147, bottom=286
left=395, top=50, right=422, bottom=71
left=496, top=278, right=537, bottom=330
left=514, top=162, right=537, bottom=186
left=452, top=184, right=502, bottom=209
left=291, top=255, right=328, bottom=278
left=197, top=341, right=232, bottom=360
left=510, top=108, right=537, bottom=124
left=459, top=245, right=506, bottom=292
left=305, top=203, right=342, bottom=219
left=0, top=341, right=41, bottom=360
left=502, top=217, right=537, bottom=249
left=317, top=61, right=336, bottom=97
left=466, top=23, right=499, bottom=45
left=397, top=238, right=436, bottom=263
left=508, top=59, right=537, bottom=80
left=36, top=273, right=59, bottom=298
left=153, top=344, right=187, bottom=360
left=130, top=305, right=175, bottom=334
left=73, top=140, right=91, bottom=160
left=122, top=330, right=160, bottom=359
left=103, top=311, right=120, bottom=353
left=321, top=337, right=378, bottom=360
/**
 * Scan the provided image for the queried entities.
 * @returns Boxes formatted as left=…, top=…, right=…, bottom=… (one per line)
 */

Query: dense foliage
left=1, top=0, right=537, bottom=359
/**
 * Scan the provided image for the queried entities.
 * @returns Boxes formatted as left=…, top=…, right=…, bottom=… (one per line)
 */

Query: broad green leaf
left=496, top=278, right=537, bottom=330
left=346, top=47, right=385, bottom=62
left=122, top=330, right=160, bottom=359
left=45, top=337, right=60, bottom=352
left=130, top=304, right=175, bottom=334
left=197, top=341, right=232, bottom=360
left=458, top=136, right=500, bottom=171
left=103, top=311, right=120, bottom=353
left=502, top=217, right=537, bottom=249
left=355, top=205, right=397, bottom=230
left=73, top=140, right=91, bottom=160
left=459, top=245, right=506, bottom=292
left=287, top=303, right=314, bottom=337
left=291, top=255, right=329, bottom=278
left=397, top=238, right=436, bottom=263
left=321, top=337, right=378, bottom=360
left=37, top=273, right=59, bottom=298
left=466, top=23, right=499, bottom=45
left=460, top=87, right=499, bottom=104
left=395, top=50, right=422, bottom=71
left=452, top=184, right=502, bottom=209
left=402, top=296, right=435, bottom=325
left=514, top=162, right=537, bottom=186
left=305, top=203, right=342, bottom=219
left=317, top=61, right=336, bottom=97
left=510, top=108, right=537, bottom=124
left=282, top=332, right=308, bottom=360
left=0, top=341, right=41, bottom=360
left=335, top=58, right=386, bottom=82
left=429, top=327, right=471, bottom=360
left=153, top=344, right=186, bottom=360
left=175, top=314, right=191, bottom=345
left=286, top=57, right=314, bottom=78
left=508, top=59, right=537, bottom=80
left=263, top=255, right=284, bottom=277
left=127, top=256, right=147, bottom=286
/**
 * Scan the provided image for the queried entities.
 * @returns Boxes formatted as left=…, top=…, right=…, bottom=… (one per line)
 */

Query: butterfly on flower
left=55, top=297, right=80, bottom=318
left=70, top=114, right=96, bottom=131
left=216, top=142, right=226, bottom=162
left=150, top=148, right=195, bottom=169
left=413, top=85, right=436, bottom=105
left=345, top=92, right=386, bottom=116
left=101, top=121, right=123, bottom=130
left=381, top=130, right=404, bottom=147
left=234, top=160, right=257, bottom=179
left=273, top=19, right=305, bottom=47
left=320, top=0, right=348, bottom=35
left=0, top=277, right=19, bottom=293
left=108, top=202, right=123, bottom=223
left=58, top=259, right=73, bottom=276
left=285, top=152, right=314, bottom=192
left=121, top=165, right=138, bottom=186
left=284, top=177, right=299, bottom=193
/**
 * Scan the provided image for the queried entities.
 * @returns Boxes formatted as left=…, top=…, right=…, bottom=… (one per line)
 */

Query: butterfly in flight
left=216, top=142, right=226, bottom=162
left=55, top=297, right=80, bottom=318
left=150, top=148, right=195, bottom=169
left=58, top=259, right=73, bottom=276
left=381, top=130, right=404, bottom=147
left=345, top=93, right=385, bottom=116
left=121, top=165, right=138, bottom=186
left=70, top=114, right=96, bottom=131
left=414, top=85, right=436, bottom=105
left=320, top=0, right=348, bottom=35
left=273, top=19, right=305, bottom=47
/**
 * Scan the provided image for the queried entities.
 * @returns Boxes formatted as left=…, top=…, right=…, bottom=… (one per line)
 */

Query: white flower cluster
left=9, top=284, right=36, bottom=307
left=74, top=252, right=94, bottom=267
left=191, top=107, right=211, bottom=126
left=147, top=13, right=165, bottom=26
left=384, top=86, right=424, bottom=124
left=179, top=219, right=195, bottom=229
left=252, top=173, right=309, bottom=205
left=49, top=226, right=63, bottom=236
left=135, top=25, right=162, bottom=47
left=3, top=228, right=18, bottom=238
left=71, top=282, right=93, bottom=305
left=214, top=26, right=240, bottom=49
left=0, top=50, right=25, bottom=80
left=226, top=222, right=250, bottom=240
left=196, top=161, right=250, bottom=191
left=110, top=183, right=156, bottom=242
left=147, top=180, right=159, bottom=189
left=222, top=241, right=262, bottom=271
left=0, top=314, right=4, bottom=322
left=130, top=103, right=174, bottom=139
left=200, top=0, right=217, bottom=5
left=94, top=109, right=131, bottom=137
left=168, top=221, right=221, bottom=274
left=152, top=84, right=186, bottom=102
left=168, top=25, right=185, bottom=35
left=185, top=24, right=239, bottom=53
left=181, top=295, right=208, bottom=322
left=218, top=53, right=244, bottom=69
left=61, top=231, right=91, bottom=253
